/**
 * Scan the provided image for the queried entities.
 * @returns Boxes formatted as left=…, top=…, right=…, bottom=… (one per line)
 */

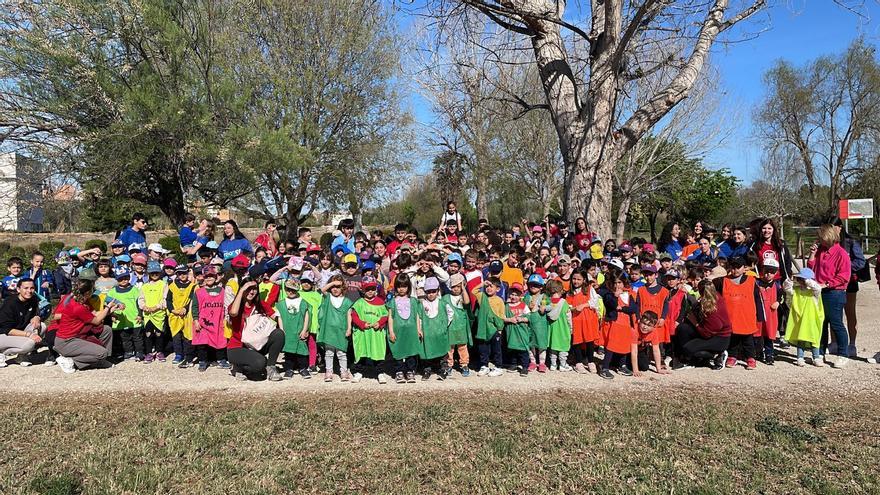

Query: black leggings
left=571, top=342, right=595, bottom=365
left=197, top=346, right=227, bottom=364
left=283, top=352, right=308, bottom=372
left=394, top=356, right=418, bottom=374
left=601, top=351, right=629, bottom=371
left=727, top=333, right=755, bottom=360
left=676, top=322, right=730, bottom=362
left=143, top=321, right=167, bottom=355
left=227, top=328, right=284, bottom=380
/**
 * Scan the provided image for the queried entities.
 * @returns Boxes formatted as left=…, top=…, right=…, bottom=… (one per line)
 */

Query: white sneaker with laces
left=832, top=356, right=849, bottom=369
left=44, top=358, right=56, bottom=367
left=559, top=364, right=573, bottom=372
left=477, top=366, right=490, bottom=376
left=812, top=356, right=825, bottom=367
left=377, top=373, right=388, bottom=384
left=351, top=372, right=363, bottom=383
left=56, top=356, right=76, bottom=374
left=487, top=368, right=504, bottom=377
left=795, top=358, right=805, bottom=367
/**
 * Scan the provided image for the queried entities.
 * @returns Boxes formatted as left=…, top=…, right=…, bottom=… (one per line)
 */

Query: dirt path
left=5, top=283, right=880, bottom=397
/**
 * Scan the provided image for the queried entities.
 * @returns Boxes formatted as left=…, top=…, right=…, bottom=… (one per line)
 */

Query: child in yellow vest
left=139, top=261, right=169, bottom=363
left=168, top=265, right=196, bottom=367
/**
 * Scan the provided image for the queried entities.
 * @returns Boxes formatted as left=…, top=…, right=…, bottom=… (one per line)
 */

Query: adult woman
left=687, top=237, right=718, bottom=265
left=719, top=226, right=750, bottom=259
left=657, top=222, right=683, bottom=261
left=832, top=218, right=866, bottom=357
left=749, top=218, right=794, bottom=281
left=52, top=271, right=117, bottom=373
left=674, top=279, right=732, bottom=369
left=227, top=280, right=285, bottom=381
left=253, top=219, right=279, bottom=257
left=573, top=217, right=592, bottom=251
left=218, top=220, right=252, bottom=261
left=807, top=224, right=851, bottom=368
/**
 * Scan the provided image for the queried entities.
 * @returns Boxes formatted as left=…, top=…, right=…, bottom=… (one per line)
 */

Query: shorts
left=846, top=279, right=859, bottom=294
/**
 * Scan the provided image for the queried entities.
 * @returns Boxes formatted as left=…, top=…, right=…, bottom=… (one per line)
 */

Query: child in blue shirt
left=2, top=257, right=24, bottom=298
left=23, top=252, right=53, bottom=317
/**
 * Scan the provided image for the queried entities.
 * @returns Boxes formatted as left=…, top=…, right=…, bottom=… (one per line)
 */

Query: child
left=139, top=261, right=168, bottom=363
left=298, top=271, right=323, bottom=372
left=442, top=273, right=472, bottom=376
left=663, top=269, right=696, bottom=367
left=598, top=275, right=637, bottom=379
left=503, top=283, right=532, bottom=376
left=567, top=271, right=601, bottom=373
left=524, top=274, right=550, bottom=372
left=635, top=265, right=670, bottom=361
left=419, top=277, right=450, bottom=380
left=317, top=275, right=354, bottom=382
left=387, top=274, right=423, bottom=383
left=53, top=251, right=75, bottom=296
left=94, top=259, right=118, bottom=301
left=108, top=268, right=144, bottom=361
left=167, top=264, right=196, bottom=367
left=756, top=259, right=783, bottom=365
left=2, top=257, right=23, bottom=298
left=470, top=277, right=506, bottom=377
left=635, top=311, right=669, bottom=376
left=545, top=280, right=572, bottom=371
left=276, top=278, right=312, bottom=379
left=350, top=276, right=389, bottom=383
left=191, top=265, right=230, bottom=372
left=784, top=269, right=825, bottom=367
left=718, top=256, right=764, bottom=370
left=23, top=252, right=53, bottom=318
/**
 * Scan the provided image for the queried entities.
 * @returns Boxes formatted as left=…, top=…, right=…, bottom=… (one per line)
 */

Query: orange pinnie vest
left=723, top=276, right=759, bottom=335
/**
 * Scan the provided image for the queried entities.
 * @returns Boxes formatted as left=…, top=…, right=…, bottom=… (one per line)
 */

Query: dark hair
left=31, top=251, right=44, bottom=259
left=486, top=277, right=502, bottom=287
left=297, top=227, right=310, bottom=237
left=394, top=273, right=412, bottom=293
left=640, top=310, right=659, bottom=326
left=756, top=218, right=783, bottom=251
left=657, top=222, right=679, bottom=253
left=74, top=279, right=95, bottom=304
left=132, top=212, right=147, bottom=222
left=264, top=219, right=276, bottom=228
left=16, top=277, right=35, bottom=287
left=446, top=201, right=456, bottom=210
left=7, top=257, right=23, bottom=267
left=184, top=213, right=196, bottom=223
left=603, top=273, right=628, bottom=292
left=394, top=223, right=408, bottom=232
left=339, top=218, right=355, bottom=230
left=223, top=220, right=246, bottom=240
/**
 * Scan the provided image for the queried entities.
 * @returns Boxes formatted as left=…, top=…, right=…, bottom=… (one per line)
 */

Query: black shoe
left=598, top=369, right=614, bottom=380
left=421, top=369, right=431, bottom=381
left=406, top=372, right=416, bottom=383
left=519, top=369, right=528, bottom=377
left=710, top=360, right=724, bottom=371
left=616, top=366, right=634, bottom=377
left=283, top=370, right=295, bottom=379
left=764, top=355, right=775, bottom=366
left=395, top=372, right=405, bottom=383
left=300, top=368, right=312, bottom=379
left=437, top=369, right=448, bottom=381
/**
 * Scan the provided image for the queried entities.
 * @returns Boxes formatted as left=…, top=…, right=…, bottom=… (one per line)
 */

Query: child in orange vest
left=598, top=274, right=638, bottom=380
left=635, top=311, right=670, bottom=376
left=636, top=265, right=670, bottom=365
left=717, top=256, right=765, bottom=370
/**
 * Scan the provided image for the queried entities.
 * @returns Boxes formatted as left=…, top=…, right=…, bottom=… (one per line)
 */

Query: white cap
left=762, top=259, right=780, bottom=269
left=608, top=258, right=624, bottom=271
left=148, top=243, right=169, bottom=254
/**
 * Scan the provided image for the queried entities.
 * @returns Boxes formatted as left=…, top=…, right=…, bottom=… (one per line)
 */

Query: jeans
left=797, top=346, right=820, bottom=359
left=476, top=332, right=502, bottom=369
left=820, top=289, right=848, bottom=356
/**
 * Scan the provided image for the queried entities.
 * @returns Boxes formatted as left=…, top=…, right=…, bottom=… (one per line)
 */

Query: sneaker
left=868, top=353, right=879, bottom=365
left=663, top=356, right=673, bottom=368
left=217, top=360, right=231, bottom=370
left=672, top=361, right=694, bottom=371
left=17, top=356, right=32, bottom=367
left=283, top=370, right=295, bottom=379
left=777, top=338, right=791, bottom=349
left=537, top=364, right=548, bottom=373
left=558, top=364, right=573, bottom=372
left=351, top=372, right=363, bottom=383
left=847, top=345, right=857, bottom=358
left=134, top=355, right=144, bottom=362
left=598, top=369, right=614, bottom=380
left=710, top=358, right=724, bottom=371
left=310, top=365, right=320, bottom=374
left=56, top=355, right=76, bottom=374
left=172, top=355, right=183, bottom=365
left=340, top=370, right=352, bottom=382
left=421, top=369, right=432, bottom=381
left=527, top=362, right=537, bottom=372
left=460, top=366, right=471, bottom=377
left=725, top=356, right=737, bottom=368
left=395, top=372, right=405, bottom=383
left=574, top=363, right=588, bottom=374
left=43, top=357, right=56, bottom=367
left=156, top=352, right=166, bottom=362
left=616, top=366, right=634, bottom=377
left=812, top=356, right=825, bottom=367
left=795, top=358, right=805, bottom=367
left=519, top=368, right=528, bottom=377
left=832, top=356, right=849, bottom=369
left=178, top=360, right=191, bottom=369
left=476, top=366, right=490, bottom=376
left=406, top=372, right=416, bottom=383
left=487, top=368, right=504, bottom=377
left=198, top=362, right=209, bottom=372
left=588, top=362, right=597, bottom=373
left=746, top=358, right=757, bottom=370
left=377, top=373, right=388, bottom=384
left=437, top=369, right=448, bottom=381
left=266, top=366, right=282, bottom=381
left=124, top=352, right=135, bottom=361
left=300, top=368, right=312, bottom=379
left=764, top=355, right=774, bottom=366
left=143, top=353, right=154, bottom=364
left=327, top=372, right=336, bottom=382
left=0, top=354, right=6, bottom=368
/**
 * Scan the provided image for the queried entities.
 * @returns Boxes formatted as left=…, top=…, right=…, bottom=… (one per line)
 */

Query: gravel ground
left=4, top=283, right=880, bottom=397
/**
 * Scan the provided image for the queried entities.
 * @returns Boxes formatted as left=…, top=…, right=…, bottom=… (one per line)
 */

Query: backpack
left=848, top=239, right=870, bottom=283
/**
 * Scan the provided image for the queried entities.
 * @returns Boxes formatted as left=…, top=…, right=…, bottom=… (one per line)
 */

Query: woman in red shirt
left=673, top=279, right=732, bottom=370
left=253, top=219, right=279, bottom=257
left=52, top=272, right=119, bottom=373
left=227, top=280, right=285, bottom=381
left=807, top=224, right=852, bottom=368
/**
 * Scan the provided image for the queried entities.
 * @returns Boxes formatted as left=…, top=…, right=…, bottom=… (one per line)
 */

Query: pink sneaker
left=746, top=358, right=757, bottom=370
left=537, top=364, right=548, bottom=373
left=528, top=362, right=537, bottom=372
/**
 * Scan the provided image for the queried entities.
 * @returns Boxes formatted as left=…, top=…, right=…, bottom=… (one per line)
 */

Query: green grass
left=0, top=391, right=877, bottom=494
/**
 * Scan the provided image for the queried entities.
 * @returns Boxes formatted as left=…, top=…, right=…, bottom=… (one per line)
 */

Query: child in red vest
left=756, top=259, right=783, bottom=365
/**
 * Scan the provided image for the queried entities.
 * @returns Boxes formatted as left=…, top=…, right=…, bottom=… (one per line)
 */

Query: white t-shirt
left=441, top=211, right=461, bottom=225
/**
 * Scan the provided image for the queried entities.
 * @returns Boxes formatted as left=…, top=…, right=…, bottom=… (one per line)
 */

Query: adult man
left=118, top=212, right=148, bottom=252
left=0, top=278, right=43, bottom=367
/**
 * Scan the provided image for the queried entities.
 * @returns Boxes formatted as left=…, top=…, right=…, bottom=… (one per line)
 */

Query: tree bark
left=615, top=194, right=631, bottom=243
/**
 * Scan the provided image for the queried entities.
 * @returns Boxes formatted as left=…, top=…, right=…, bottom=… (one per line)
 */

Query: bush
left=0, top=242, right=10, bottom=257
left=319, top=232, right=334, bottom=249
left=158, top=236, right=187, bottom=264
left=84, top=239, right=108, bottom=253
left=39, top=241, right=65, bottom=257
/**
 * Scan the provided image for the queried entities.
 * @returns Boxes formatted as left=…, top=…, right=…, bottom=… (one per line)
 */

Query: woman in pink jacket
left=807, top=224, right=851, bottom=368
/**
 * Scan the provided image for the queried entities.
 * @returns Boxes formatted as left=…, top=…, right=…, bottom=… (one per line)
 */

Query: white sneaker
left=351, top=372, right=363, bottom=383
left=795, top=358, right=805, bottom=367
left=18, top=359, right=31, bottom=367
left=377, top=373, right=388, bottom=384
left=0, top=354, right=6, bottom=368
left=812, top=356, right=825, bottom=367
left=487, top=368, right=504, bottom=377
left=56, top=356, right=76, bottom=374
left=868, top=352, right=880, bottom=364
left=663, top=356, right=673, bottom=368
left=44, top=358, right=56, bottom=367
left=832, top=356, right=849, bottom=369
left=847, top=345, right=858, bottom=358
left=477, top=366, right=490, bottom=376
left=559, top=364, right=573, bottom=372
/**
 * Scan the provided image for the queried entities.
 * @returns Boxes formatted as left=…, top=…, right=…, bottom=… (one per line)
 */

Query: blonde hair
left=698, top=279, right=717, bottom=315
left=817, top=224, right=839, bottom=248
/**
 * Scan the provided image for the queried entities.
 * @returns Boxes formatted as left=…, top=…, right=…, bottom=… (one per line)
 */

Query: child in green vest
left=350, top=276, right=389, bottom=383
left=419, top=277, right=450, bottom=380
left=277, top=277, right=312, bottom=379
left=470, top=277, right=505, bottom=377
left=299, top=271, right=323, bottom=372
left=317, top=275, right=354, bottom=382
left=524, top=274, right=551, bottom=373
left=504, top=283, right=532, bottom=377
left=442, top=273, right=472, bottom=377
left=387, top=273, right=422, bottom=383
left=139, top=261, right=168, bottom=363
left=545, top=279, right=573, bottom=371
left=108, top=268, right=144, bottom=361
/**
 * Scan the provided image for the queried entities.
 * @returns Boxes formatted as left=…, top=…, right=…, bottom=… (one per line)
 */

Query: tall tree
left=423, top=0, right=766, bottom=238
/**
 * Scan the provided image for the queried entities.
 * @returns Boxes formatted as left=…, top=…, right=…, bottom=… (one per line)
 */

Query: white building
left=0, top=152, right=44, bottom=232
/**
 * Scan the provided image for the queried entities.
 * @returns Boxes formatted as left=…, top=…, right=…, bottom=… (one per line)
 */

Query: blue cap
left=361, top=260, right=376, bottom=271
left=116, top=254, right=132, bottom=263
left=147, top=261, right=163, bottom=273
left=111, top=239, right=125, bottom=248
left=68, top=248, right=81, bottom=256
left=447, top=253, right=463, bottom=265
left=528, top=274, right=545, bottom=286
left=114, top=267, right=131, bottom=279
left=795, top=268, right=815, bottom=281
left=206, top=241, right=219, bottom=250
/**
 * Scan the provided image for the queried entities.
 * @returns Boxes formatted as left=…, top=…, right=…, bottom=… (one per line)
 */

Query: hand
left=389, top=332, right=396, bottom=343
left=242, top=280, right=258, bottom=291
left=117, top=303, right=125, bottom=311
left=136, top=316, right=143, bottom=325
left=41, top=281, right=49, bottom=289
left=658, top=367, right=670, bottom=375
left=345, top=328, right=352, bottom=337
left=299, top=330, right=309, bottom=340
left=633, top=369, right=643, bottom=377
left=809, top=243, right=818, bottom=254
left=193, top=322, right=201, bottom=333
left=28, top=333, right=42, bottom=344
left=770, top=302, right=780, bottom=310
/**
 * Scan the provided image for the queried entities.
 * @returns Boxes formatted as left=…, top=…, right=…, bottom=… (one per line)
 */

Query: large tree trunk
left=615, top=194, right=631, bottom=243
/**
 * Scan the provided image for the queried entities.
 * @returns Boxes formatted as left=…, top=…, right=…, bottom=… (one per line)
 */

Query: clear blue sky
left=399, top=1, right=880, bottom=184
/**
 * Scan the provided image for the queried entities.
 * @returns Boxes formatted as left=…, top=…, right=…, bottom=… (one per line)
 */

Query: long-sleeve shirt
left=697, top=300, right=732, bottom=339
left=807, top=243, right=851, bottom=290
left=350, top=296, right=389, bottom=329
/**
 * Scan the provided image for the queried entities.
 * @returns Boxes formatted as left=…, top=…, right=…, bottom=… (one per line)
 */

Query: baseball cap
left=707, top=266, right=727, bottom=280
left=641, top=264, right=658, bottom=274
left=284, top=278, right=301, bottom=290
left=663, top=269, right=681, bottom=279
left=248, top=263, right=267, bottom=279
left=300, top=271, right=315, bottom=283
left=288, top=256, right=304, bottom=271
left=488, top=260, right=503, bottom=274
left=231, top=254, right=250, bottom=269
left=205, top=241, right=219, bottom=250
left=111, top=239, right=125, bottom=248
left=147, top=261, right=162, bottom=273
left=361, top=276, right=379, bottom=289
left=795, top=268, right=815, bottom=280
left=590, top=245, right=603, bottom=260
left=608, top=259, right=624, bottom=271
left=448, top=273, right=465, bottom=287
left=531, top=225, right=543, bottom=233
left=361, top=260, right=376, bottom=271
left=509, top=282, right=524, bottom=293
left=658, top=252, right=672, bottom=261
left=557, top=254, right=572, bottom=265
left=642, top=243, right=656, bottom=254
left=175, top=264, right=190, bottom=274
left=342, top=253, right=358, bottom=266
left=68, top=247, right=81, bottom=257
left=619, top=243, right=633, bottom=253
left=202, top=265, right=219, bottom=276
left=162, top=258, right=178, bottom=268
left=131, top=253, right=148, bottom=265
left=148, top=243, right=169, bottom=254
left=527, top=274, right=546, bottom=286
left=79, top=268, right=97, bottom=281
left=306, top=243, right=322, bottom=253
left=114, top=267, right=131, bottom=279
left=424, top=277, right=440, bottom=291
left=115, top=254, right=131, bottom=263
left=447, top=253, right=463, bottom=265
left=192, top=262, right=205, bottom=273
left=762, top=259, right=780, bottom=269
